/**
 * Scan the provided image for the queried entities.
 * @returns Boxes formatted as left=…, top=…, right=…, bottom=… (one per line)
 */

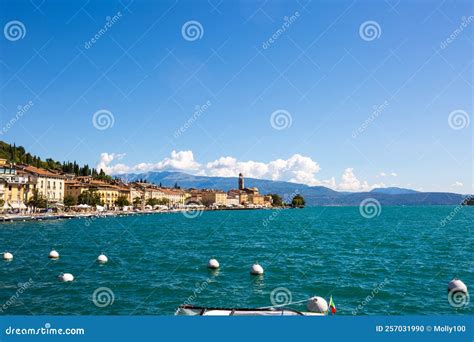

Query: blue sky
left=0, top=0, right=472, bottom=192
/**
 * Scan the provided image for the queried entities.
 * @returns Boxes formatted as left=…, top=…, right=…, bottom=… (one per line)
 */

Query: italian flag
left=329, top=295, right=336, bottom=314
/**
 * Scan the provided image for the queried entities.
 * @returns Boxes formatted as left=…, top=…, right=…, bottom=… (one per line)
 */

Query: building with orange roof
left=160, top=188, right=187, bottom=206
left=65, top=179, right=129, bottom=208
left=21, top=165, right=66, bottom=204
left=201, top=190, right=227, bottom=206
left=0, top=159, right=30, bottom=210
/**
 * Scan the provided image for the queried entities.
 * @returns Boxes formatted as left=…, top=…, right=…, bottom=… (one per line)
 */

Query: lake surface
left=0, top=206, right=472, bottom=315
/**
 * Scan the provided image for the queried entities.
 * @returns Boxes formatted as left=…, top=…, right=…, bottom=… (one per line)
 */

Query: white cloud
left=203, top=154, right=321, bottom=186
left=97, top=150, right=384, bottom=190
left=96, top=153, right=126, bottom=172
left=98, top=150, right=200, bottom=175
left=322, top=177, right=336, bottom=188
left=452, top=181, right=463, bottom=187
left=377, top=171, right=397, bottom=178
left=338, top=168, right=384, bottom=191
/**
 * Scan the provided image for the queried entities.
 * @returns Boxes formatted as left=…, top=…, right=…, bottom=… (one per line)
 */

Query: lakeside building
left=245, top=188, right=265, bottom=206
left=226, top=195, right=240, bottom=206
left=129, top=182, right=188, bottom=207
left=131, top=182, right=165, bottom=202
left=264, top=195, right=273, bottom=205
left=89, top=181, right=123, bottom=207
left=187, top=189, right=203, bottom=203
left=201, top=190, right=227, bottom=206
left=65, top=180, right=128, bottom=208
left=227, top=189, right=247, bottom=205
left=0, top=161, right=275, bottom=212
left=160, top=188, right=187, bottom=206
left=228, top=174, right=272, bottom=207
left=19, top=165, right=66, bottom=204
left=129, top=185, right=145, bottom=206
left=0, top=159, right=30, bottom=210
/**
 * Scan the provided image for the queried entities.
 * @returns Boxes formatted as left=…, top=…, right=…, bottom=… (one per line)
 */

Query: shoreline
left=0, top=206, right=275, bottom=223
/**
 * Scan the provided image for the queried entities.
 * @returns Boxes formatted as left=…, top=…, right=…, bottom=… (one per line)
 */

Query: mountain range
left=118, top=171, right=468, bottom=206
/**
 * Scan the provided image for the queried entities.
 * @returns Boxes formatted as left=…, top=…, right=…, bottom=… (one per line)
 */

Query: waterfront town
left=0, top=157, right=277, bottom=219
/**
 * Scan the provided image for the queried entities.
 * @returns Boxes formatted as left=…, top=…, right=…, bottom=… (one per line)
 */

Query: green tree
left=270, top=194, right=283, bottom=207
left=63, top=195, right=77, bottom=207
left=95, top=168, right=112, bottom=182
left=291, top=194, right=305, bottom=207
left=463, top=197, right=474, bottom=206
left=27, top=189, right=47, bottom=209
left=146, top=198, right=159, bottom=206
left=157, top=198, right=170, bottom=206
left=133, top=196, right=142, bottom=208
left=115, top=195, right=130, bottom=208
left=78, top=190, right=101, bottom=206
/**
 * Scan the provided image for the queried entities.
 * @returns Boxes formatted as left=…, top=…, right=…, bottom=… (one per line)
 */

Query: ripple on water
left=0, top=207, right=472, bottom=315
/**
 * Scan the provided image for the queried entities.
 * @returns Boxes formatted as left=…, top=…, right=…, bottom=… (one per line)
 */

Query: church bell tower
left=238, top=173, right=244, bottom=190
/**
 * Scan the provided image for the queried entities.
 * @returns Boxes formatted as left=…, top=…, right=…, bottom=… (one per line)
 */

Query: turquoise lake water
left=0, top=206, right=472, bottom=315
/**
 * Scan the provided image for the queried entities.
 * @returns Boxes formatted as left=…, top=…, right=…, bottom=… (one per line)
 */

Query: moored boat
left=175, top=304, right=326, bottom=316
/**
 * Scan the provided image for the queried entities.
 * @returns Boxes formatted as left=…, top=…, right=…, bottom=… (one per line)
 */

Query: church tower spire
left=238, top=173, right=244, bottom=190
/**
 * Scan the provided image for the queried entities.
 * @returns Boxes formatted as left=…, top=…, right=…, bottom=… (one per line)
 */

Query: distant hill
left=120, top=170, right=337, bottom=199
left=370, top=187, right=419, bottom=195
left=119, top=171, right=469, bottom=206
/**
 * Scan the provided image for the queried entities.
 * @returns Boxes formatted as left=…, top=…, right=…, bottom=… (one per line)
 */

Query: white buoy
left=3, top=252, right=13, bottom=261
left=250, top=263, right=264, bottom=275
left=97, top=254, right=108, bottom=264
left=448, top=278, right=468, bottom=294
left=58, top=273, right=74, bottom=282
left=49, top=250, right=59, bottom=259
left=207, top=258, right=220, bottom=269
left=307, top=296, right=328, bottom=313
